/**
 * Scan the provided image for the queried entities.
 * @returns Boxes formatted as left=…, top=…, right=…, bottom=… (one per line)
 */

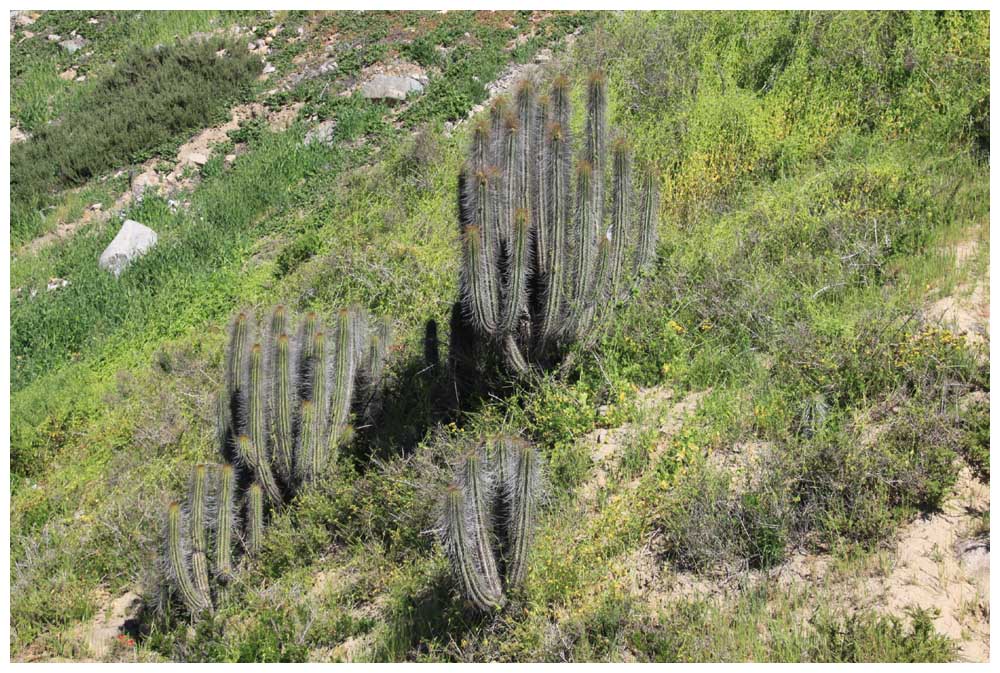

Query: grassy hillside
left=9, top=10, right=989, bottom=662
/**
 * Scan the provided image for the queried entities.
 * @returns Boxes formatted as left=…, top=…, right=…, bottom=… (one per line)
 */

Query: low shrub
left=11, top=36, right=260, bottom=244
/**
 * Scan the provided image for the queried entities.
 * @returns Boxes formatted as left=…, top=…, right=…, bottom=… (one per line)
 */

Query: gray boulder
left=59, top=36, right=86, bottom=53
left=99, top=219, right=158, bottom=277
left=361, top=74, right=424, bottom=102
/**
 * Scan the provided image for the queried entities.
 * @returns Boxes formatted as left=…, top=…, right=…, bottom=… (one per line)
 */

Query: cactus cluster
left=439, top=435, right=543, bottom=611
left=457, top=71, right=659, bottom=375
left=163, top=305, right=392, bottom=615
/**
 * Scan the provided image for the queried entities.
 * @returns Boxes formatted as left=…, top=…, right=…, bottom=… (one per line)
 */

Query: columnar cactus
left=438, top=434, right=544, bottom=611
left=162, top=305, right=392, bottom=616
left=457, top=71, right=659, bottom=375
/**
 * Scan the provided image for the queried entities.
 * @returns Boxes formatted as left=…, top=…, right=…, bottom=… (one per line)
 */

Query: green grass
left=11, top=36, right=261, bottom=245
left=9, top=9, right=990, bottom=663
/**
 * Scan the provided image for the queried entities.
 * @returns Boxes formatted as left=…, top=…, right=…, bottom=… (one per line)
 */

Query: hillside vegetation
left=9, top=10, right=989, bottom=662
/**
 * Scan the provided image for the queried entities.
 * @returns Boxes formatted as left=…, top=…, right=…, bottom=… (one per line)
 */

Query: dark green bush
left=11, top=36, right=260, bottom=244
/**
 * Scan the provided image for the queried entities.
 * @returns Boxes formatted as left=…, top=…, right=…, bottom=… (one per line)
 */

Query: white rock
left=88, top=17, right=100, bottom=25
left=47, top=33, right=60, bottom=41
left=13, top=12, right=36, bottom=27
left=59, top=68, right=77, bottom=81
left=89, top=202, right=102, bottom=211
left=99, top=220, right=158, bottom=277
left=59, top=36, right=86, bottom=53
left=304, top=120, right=337, bottom=146
left=75, top=75, right=86, bottom=82
left=187, top=152, right=208, bottom=166
left=262, top=62, right=276, bottom=74
left=11, top=126, right=29, bottom=144
left=361, top=74, right=425, bottom=102
left=224, top=154, right=236, bottom=163
left=47, top=277, right=70, bottom=291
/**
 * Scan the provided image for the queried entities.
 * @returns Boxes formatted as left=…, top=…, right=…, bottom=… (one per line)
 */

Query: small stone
left=59, top=68, right=77, bottom=81
left=88, top=17, right=100, bottom=25
left=47, top=277, right=71, bottom=291
left=262, top=62, right=276, bottom=74
left=268, top=26, right=281, bottom=37
left=534, top=49, right=552, bottom=63
left=187, top=152, right=208, bottom=166
left=216, top=48, right=227, bottom=57
left=89, top=202, right=102, bottom=211
left=304, top=120, right=336, bottom=146
left=248, top=41, right=257, bottom=51
left=224, top=154, right=236, bottom=163
left=22, top=30, right=34, bottom=38
left=59, top=36, right=86, bottom=54
left=10, top=126, right=29, bottom=144
left=264, top=35, right=273, bottom=45
left=75, top=75, right=86, bottom=82
left=47, top=34, right=60, bottom=41
left=13, top=12, right=36, bottom=27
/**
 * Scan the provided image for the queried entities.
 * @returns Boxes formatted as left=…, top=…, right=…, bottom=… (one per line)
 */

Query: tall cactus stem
left=226, top=312, right=250, bottom=399
left=246, top=482, right=264, bottom=555
left=462, top=449, right=504, bottom=601
left=165, top=502, right=211, bottom=614
left=539, top=121, right=569, bottom=345
left=461, top=224, right=499, bottom=335
left=608, top=138, right=632, bottom=300
left=500, top=208, right=532, bottom=335
left=441, top=486, right=504, bottom=611
left=271, top=333, right=296, bottom=485
left=506, top=441, right=541, bottom=588
left=214, top=463, right=236, bottom=582
left=295, top=400, right=318, bottom=484
left=634, top=169, right=659, bottom=277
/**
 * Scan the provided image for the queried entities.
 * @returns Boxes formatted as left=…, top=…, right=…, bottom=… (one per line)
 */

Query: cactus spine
left=456, top=71, right=659, bottom=373
left=439, top=435, right=543, bottom=611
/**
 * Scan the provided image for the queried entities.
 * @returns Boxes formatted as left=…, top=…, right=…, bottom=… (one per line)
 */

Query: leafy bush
left=11, top=36, right=260, bottom=244
left=958, top=400, right=989, bottom=481
left=785, top=402, right=961, bottom=546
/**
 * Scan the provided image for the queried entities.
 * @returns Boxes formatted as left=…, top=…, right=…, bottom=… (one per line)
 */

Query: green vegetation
left=11, top=36, right=260, bottom=244
left=10, top=9, right=989, bottom=663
